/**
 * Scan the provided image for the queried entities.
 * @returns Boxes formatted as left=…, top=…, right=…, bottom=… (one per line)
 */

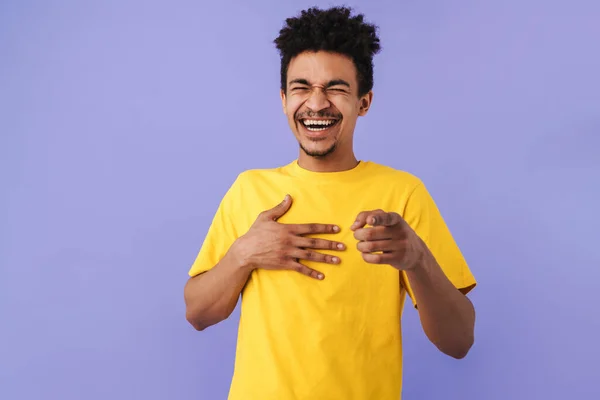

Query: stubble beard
left=299, top=140, right=337, bottom=158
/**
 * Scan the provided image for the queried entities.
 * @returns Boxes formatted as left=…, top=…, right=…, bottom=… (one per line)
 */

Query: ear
left=358, top=91, right=373, bottom=116
left=280, top=89, right=287, bottom=115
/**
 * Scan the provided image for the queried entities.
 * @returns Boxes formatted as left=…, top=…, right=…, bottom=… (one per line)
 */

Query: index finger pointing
left=359, top=209, right=388, bottom=227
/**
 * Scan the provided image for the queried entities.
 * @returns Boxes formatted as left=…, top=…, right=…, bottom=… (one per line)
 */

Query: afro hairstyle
left=273, top=6, right=381, bottom=97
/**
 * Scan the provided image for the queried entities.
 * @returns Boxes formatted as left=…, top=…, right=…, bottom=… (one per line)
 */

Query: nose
left=305, top=87, right=331, bottom=112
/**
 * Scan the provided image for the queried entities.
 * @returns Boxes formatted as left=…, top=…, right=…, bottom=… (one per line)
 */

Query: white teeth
left=304, top=120, right=336, bottom=131
left=302, top=119, right=337, bottom=128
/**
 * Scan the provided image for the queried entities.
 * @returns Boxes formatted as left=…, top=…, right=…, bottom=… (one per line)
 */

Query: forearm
left=405, top=242, right=475, bottom=359
left=184, top=246, right=252, bottom=331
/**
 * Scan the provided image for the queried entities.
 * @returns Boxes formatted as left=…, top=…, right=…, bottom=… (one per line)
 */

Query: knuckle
left=309, top=238, right=317, bottom=247
left=277, top=251, right=288, bottom=262
left=286, top=223, right=297, bottom=231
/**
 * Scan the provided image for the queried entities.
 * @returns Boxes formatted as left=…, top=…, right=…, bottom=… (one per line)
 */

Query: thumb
left=350, top=211, right=369, bottom=231
left=264, top=194, right=292, bottom=221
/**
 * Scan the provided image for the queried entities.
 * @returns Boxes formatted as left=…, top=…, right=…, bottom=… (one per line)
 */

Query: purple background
left=1, top=0, right=599, bottom=399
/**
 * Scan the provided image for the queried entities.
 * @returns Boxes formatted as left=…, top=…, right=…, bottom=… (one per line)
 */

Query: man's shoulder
left=231, top=162, right=294, bottom=185
left=366, top=161, right=424, bottom=189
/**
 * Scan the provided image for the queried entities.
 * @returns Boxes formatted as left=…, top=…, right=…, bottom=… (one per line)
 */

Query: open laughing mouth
left=299, top=119, right=341, bottom=133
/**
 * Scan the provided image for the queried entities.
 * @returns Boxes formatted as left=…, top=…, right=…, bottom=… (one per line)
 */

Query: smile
left=300, top=119, right=340, bottom=132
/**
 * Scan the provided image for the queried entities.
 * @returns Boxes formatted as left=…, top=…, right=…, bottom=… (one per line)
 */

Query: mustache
left=295, top=110, right=342, bottom=120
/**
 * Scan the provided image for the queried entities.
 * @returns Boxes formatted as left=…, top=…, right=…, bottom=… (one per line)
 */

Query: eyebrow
left=289, top=79, right=351, bottom=88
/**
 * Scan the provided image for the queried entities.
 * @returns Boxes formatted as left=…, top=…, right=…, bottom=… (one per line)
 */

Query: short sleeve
left=400, top=181, right=476, bottom=307
left=188, top=175, right=244, bottom=277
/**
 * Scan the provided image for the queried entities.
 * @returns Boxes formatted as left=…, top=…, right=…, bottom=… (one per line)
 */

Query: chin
left=299, top=140, right=338, bottom=158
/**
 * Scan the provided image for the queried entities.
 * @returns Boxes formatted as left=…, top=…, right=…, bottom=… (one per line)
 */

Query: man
left=184, top=6, right=476, bottom=400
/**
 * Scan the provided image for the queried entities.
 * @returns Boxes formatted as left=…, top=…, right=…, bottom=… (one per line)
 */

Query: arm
left=404, top=239, right=475, bottom=359
left=351, top=182, right=477, bottom=359
left=184, top=245, right=251, bottom=331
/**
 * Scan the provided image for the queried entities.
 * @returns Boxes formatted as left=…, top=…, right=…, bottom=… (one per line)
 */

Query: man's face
left=280, top=51, right=372, bottom=158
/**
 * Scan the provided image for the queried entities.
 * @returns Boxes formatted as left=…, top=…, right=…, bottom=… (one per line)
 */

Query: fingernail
left=371, top=217, right=377, bottom=225
left=333, top=225, right=340, bottom=232
left=332, top=257, right=339, bottom=263
left=337, top=243, right=345, bottom=249
left=317, top=273, right=324, bottom=280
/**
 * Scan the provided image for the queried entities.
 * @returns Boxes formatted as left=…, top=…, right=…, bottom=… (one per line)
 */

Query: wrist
left=406, top=238, right=430, bottom=273
left=229, top=236, right=256, bottom=274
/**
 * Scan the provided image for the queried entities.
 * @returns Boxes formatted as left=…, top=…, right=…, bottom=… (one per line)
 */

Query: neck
left=297, top=151, right=359, bottom=173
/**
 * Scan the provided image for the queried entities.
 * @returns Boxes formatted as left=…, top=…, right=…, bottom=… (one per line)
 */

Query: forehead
left=287, top=51, right=357, bottom=86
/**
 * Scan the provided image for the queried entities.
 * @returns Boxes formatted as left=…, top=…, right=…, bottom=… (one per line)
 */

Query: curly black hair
left=274, top=6, right=381, bottom=97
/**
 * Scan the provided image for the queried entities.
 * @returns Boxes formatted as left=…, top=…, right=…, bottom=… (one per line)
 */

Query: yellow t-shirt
left=189, top=160, right=476, bottom=400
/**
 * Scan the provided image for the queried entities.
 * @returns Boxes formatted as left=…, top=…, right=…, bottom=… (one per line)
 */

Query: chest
left=239, top=180, right=403, bottom=319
